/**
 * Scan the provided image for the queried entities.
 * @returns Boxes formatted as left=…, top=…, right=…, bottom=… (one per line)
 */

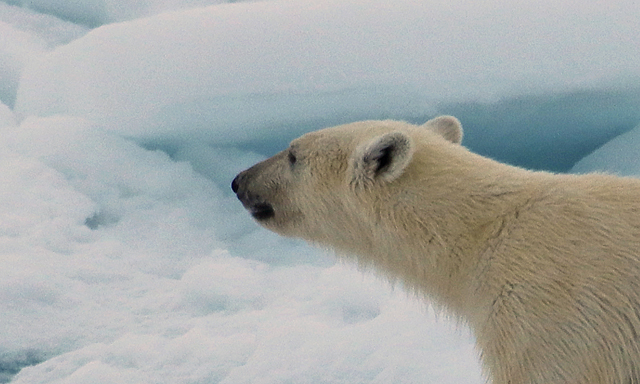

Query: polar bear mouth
left=232, top=173, right=275, bottom=221
left=250, top=202, right=275, bottom=221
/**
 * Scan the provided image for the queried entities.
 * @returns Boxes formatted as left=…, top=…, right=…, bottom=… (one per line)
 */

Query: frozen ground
left=1, top=0, right=639, bottom=383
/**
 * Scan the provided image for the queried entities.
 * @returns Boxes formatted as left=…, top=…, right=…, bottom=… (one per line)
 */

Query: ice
left=0, top=101, right=16, bottom=127
left=0, top=3, right=88, bottom=47
left=440, top=88, right=640, bottom=172
left=14, top=0, right=640, bottom=146
left=0, top=115, right=221, bottom=362
left=2, top=0, right=640, bottom=383
left=571, top=122, right=640, bottom=177
left=2, top=0, right=229, bottom=27
left=4, top=114, right=478, bottom=384
left=0, top=20, right=45, bottom=107
left=178, top=256, right=267, bottom=315
left=0, top=3, right=88, bottom=107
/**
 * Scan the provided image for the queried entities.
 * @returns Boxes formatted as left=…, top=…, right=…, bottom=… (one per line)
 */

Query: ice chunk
left=571, top=123, right=640, bottom=176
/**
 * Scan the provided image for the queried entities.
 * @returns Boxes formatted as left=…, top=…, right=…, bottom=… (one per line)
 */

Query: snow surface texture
left=0, top=3, right=88, bottom=107
left=571, top=122, right=640, bottom=176
left=1, top=0, right=639, bottom=383
left=2, top=0, right=236, bottom=27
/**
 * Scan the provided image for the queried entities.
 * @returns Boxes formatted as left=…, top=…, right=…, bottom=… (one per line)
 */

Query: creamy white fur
left=234, top=116, right=640, bottom=384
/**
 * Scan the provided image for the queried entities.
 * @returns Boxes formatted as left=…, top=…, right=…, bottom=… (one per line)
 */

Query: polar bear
left=232, top=116, right=640, bottom=384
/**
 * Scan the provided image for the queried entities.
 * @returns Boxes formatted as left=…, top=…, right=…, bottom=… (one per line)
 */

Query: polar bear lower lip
left=251, top=203, right=275, bottom=220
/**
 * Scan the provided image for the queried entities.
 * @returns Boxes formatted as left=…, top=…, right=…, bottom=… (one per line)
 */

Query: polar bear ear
left=422, top=115, right=463, bottom=144
left=349, top=131, right=414, bottom=188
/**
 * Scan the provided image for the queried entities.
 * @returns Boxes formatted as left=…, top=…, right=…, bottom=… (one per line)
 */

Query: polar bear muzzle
left=231, top=172, right=276, bottom=221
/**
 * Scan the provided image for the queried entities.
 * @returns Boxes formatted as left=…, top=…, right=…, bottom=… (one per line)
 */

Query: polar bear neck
left=333, top=153, right=552, bottom=323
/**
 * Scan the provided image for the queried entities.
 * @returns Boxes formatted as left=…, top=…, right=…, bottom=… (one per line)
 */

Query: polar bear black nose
left=231, top=175, right=240, bottom=194
left=232, top=173, right=276, bottom=221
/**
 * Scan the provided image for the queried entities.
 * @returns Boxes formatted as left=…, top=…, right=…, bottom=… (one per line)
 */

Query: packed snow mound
left=12, top=263, right=481, bottom=384
left=0, top=19, right=45, bottom=107
left=0, top=3, right=88, bottom=107
left=0, top=3, right=88, bottom=47
left=0, top=102, right=16, bottom=127
left=1, top=115, right=483, bottom=384
left=15, top=0, right=640, bottom=145
left=0, top=114, right=222, bottom=377
left=439, top=88, right=640, bottom=172
left=571, top=122, right=640, bottom=177
left=2, top=0, right=231, bottom=27
left=3, top=0, right=640, bottom=383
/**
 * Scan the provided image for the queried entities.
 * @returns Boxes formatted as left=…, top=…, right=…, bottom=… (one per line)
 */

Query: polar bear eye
left=288, top=150, right=297, bottom=165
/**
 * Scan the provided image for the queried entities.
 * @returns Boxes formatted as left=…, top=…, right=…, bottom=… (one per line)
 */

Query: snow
left=440, top=88, right=640, bottom=172
left=0, top=19, right=44, bottom=107
left=0, top=2, right=87, bottom=107
left=1, top=0, right=639, bottom=383
left=571, top=122, right=640, bottom=176
left=14, top=0, right=640, bottom=142
left=0, top=101, right=16, bottom=127
left=1, top=112, right=481, bottom=384
left=3, top=0, right=232, bottom=27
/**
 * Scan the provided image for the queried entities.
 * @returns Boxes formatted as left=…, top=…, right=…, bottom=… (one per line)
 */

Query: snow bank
left=0, top=3, right=87, bottom=107
left=3, top=0, right=230, bottom=27
left=0, top=3, right=88, bottom=47
left=0, top=115, right=222, bottom=359
left=1, top=115, right=483, bottom=383
left=3, top=0, right=640, bottom=382
left=15, top=0, right=640, bottom=147
left=571, top=122, right=640, bottom=176
left=0, top=20, right=45, bottom=107
left=440, top=88, right=640, bottom=172
left=0, top=101, right=16, bottom=127
left=13, top=260, right=481, bottom=384
left=2, top=115, right=225, bottom=269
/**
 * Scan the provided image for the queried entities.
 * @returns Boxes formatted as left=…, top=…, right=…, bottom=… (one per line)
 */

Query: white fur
left=234, top=116, right=640, bottom=384
left=422, top=115, right=463, bottom=144
left=349, top=131, right=414, bottom=189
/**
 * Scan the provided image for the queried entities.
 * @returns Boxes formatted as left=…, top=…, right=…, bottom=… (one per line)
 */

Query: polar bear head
left=232, top=116, right=463, bottom=250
